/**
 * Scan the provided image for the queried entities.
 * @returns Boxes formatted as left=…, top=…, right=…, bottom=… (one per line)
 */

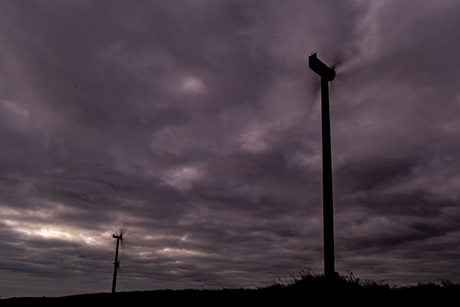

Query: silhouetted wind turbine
left=111, top=231, right=123, bottom=293
left=309, top=52, right=337, bottom=279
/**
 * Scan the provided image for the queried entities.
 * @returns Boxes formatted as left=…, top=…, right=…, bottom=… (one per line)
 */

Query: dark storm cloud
left=1, top=0, right=460, bottom=298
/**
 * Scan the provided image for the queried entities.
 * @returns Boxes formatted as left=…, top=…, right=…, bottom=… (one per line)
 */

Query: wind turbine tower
left=112, top=233, right=122, bottom=293
left=309, top=52, right=337, bottom=278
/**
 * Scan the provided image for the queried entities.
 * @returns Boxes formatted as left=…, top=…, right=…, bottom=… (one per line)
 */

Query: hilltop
left=2, top=270, right=459, bottom=306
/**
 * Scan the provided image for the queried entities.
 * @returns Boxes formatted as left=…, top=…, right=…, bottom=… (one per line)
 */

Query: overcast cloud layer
left=1, top=0, right=460, bottom=298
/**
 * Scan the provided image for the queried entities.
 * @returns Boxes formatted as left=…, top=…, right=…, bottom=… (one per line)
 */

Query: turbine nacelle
left=309, top=52, right=336, bottom=81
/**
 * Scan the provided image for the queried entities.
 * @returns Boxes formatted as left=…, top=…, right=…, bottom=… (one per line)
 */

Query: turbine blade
left=119, top=221, right=131, bottom=236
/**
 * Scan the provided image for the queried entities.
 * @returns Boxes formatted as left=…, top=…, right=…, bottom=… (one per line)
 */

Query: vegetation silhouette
left=2, top=269, right=459, bottom=306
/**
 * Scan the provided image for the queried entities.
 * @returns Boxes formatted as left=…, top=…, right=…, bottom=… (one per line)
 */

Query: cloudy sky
left=1, top=0, right=460, bottom=298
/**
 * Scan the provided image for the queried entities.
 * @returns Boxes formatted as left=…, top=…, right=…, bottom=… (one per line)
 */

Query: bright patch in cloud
left=238, top=125, right=270, bottom=153
left=2, top=100, right=30, bottom=117
left=181, top=76, right=208, bottom=95
left=162, top=166, right=202, bottom=191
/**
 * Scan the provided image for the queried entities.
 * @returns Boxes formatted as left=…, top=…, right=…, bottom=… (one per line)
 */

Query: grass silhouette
left=2, top=269, right=459, bottom=306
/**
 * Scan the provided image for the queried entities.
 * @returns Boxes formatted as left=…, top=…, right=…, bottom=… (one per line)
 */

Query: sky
left=1, top=0, right=460, bottom=298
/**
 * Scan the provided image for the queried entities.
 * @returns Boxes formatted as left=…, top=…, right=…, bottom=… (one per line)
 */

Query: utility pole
left=309, top=52, right=337, bottom=278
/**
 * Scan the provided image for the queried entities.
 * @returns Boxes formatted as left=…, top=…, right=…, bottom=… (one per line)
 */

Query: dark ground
left=2, top=271, right=459, bottom=306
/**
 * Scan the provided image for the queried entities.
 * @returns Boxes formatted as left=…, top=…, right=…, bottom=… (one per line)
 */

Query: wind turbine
left=111, top=232, right=123, bottom=293
left=309, top=51, right=337, bottom=279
